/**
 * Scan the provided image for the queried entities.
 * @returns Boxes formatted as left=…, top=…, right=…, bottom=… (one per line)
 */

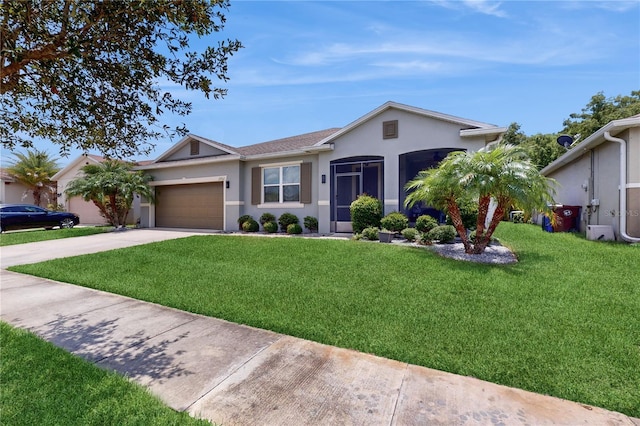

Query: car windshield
left=23, top=206, right=46, bottom=212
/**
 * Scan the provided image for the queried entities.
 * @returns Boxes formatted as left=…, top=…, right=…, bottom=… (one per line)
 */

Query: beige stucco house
left=135, top=102, right=506, bottom=234
left=541, top=115, right=640, bottom=242
left=0, top=168, right=31, bottom=204
left=52, top=154, right=110, bottom=225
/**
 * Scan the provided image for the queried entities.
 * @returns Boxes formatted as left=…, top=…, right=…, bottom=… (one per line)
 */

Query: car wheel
left=60, top=218, right=76, bottom=229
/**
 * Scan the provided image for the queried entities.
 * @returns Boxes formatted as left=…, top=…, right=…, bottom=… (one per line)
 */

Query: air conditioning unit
left=586, top=225, right=615, bottom=241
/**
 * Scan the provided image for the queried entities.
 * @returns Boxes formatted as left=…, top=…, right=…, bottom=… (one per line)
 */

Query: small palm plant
left=6, top=150, right=60, bottom=206
left=65, top=160, right=154, bottom=227
left=405, top=144, right=556, bottom=254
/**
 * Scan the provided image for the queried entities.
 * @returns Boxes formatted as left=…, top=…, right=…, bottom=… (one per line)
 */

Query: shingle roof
left=236, top=128, right=341, bottom=156
left=0, top=168, right=15, bottom=181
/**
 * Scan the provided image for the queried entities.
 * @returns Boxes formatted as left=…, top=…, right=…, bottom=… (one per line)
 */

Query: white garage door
left=69, top=196, right=107, bottom=225
left=155, top=182, right=223, bottom=229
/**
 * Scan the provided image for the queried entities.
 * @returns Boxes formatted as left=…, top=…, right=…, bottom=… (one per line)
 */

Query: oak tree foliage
left=1, top=0, right=242, bottom=158
left=503, top=90, right=640, bottom=170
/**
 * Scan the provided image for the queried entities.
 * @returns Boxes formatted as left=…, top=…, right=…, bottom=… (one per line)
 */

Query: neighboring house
left=0, top=168, right=32, bottom=204
left=541, top=114, right=640, bottom=242
left=52, top=154, right=109, bottom=225
left=135, top=101, right=506, bottom=234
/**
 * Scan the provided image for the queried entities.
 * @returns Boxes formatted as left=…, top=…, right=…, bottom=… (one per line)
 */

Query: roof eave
left=242, top=145, right=332, bottom=161
left=541, top=116, right=640, bottom=176
left=134, top=154, right=243, bottom=170
left=152, top=134, right=239, bottom=163
left=314, top=101, right=503, bottom=147
left=51, top=154, right=102, bottom=180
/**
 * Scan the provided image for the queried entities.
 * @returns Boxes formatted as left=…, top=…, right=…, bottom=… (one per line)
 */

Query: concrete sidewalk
left=1, top=229, right=637, bottom=425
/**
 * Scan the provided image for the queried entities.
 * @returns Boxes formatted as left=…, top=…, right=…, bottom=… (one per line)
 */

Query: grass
left=0, top=226, right=110, bottom=246
left=9, top=223, right=640, bottom=417
left=0, top=322, right=210, bottom=426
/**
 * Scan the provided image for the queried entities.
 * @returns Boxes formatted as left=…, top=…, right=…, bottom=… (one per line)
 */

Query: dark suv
left=0, top=204, right=80, bottom=232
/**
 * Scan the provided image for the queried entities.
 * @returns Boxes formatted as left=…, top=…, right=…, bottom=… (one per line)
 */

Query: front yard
left=8, top=223, right=640, bottom=417
left=0, top=226, right=110, bottom=246
left=0, top=323, right=210, bottom=425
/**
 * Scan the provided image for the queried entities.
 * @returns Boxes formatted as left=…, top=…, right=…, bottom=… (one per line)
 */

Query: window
left=252, top=163, right=311, bottom=205
left=263, top=165, right=300, bottom=203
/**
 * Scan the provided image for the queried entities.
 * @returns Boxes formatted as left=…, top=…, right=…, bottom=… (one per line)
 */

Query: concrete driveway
left=1, top=229, right=638, bottom=425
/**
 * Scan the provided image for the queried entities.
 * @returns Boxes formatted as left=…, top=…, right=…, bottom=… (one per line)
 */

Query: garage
left=155, top=182, right=223, bottom=229
left=68, top=196, right=107, bottom=225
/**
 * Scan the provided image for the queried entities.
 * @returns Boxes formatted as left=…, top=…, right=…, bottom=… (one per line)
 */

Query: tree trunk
left=472, top=200, right=507, bottom=254
left=447, top=200, right=472, bottom=253
left=32, top=188, right=42, bottom=207
left=108, top=193, right=119, bottom=226
left=475, top=194, right=491, bottom=237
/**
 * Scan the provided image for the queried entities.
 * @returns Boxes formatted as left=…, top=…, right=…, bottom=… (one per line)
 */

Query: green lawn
left=9, top=223, right=640, bottom=417
left=0, top=322, right=210, bottom=426
left=0, top=226, right=111, bottom=246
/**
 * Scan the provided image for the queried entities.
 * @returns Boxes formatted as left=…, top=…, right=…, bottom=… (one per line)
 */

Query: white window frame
left=261, top=163, right=302, bottom=205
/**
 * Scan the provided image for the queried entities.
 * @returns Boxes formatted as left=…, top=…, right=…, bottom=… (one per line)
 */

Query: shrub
left=418, top=232, right=433, bottom=245
left=237, top=214, right=253, bottom=229
left=350, top=194, right=383, bottom=234
left=259, top=212, right=276, bottom=225
left=446, top=198, right=478, bottom=230
left=303, top=216, right=318, bottom=233
left=427, top=225, right=456, bottom=243
left=415, top=215, right=438, bottom=233
left=278, top=212, right=299, bottom=232
left=401, top=228, right=418, bottom=242
left=287, top=223, right=303, bottom=234
left=511, top=211, right=524, bottom=223
left=469, top=230, right=497, bottom=245
left=242, top=219, right=259, bottom=232
left=361, top=226, right=379, bottom=241
left=263, top=221, right=278, bottom=233
left=380, top=211, right=409, bottom=233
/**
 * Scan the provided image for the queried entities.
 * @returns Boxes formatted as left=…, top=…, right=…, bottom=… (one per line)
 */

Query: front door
left=334, top=173, right=361, bottom=232
left=331, top=157, right=383, bottom=233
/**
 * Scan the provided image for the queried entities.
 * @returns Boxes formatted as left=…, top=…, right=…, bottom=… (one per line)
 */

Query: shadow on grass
left=29, top=312, right=194, bottom=385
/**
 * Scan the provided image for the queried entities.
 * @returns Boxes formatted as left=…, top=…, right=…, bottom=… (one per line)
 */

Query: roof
left=154, top=134, right=241, bottom=163
left=135, top=101, right=507, bottom=170
left=236, top=128, right=341, bottom=156
left=51, top=154, right=105, bottom=181
left=541, top=115, right=640, bottom=175
left=0, top=168, right=15, bottom=182
left=314, top=101, right=505, bottom=146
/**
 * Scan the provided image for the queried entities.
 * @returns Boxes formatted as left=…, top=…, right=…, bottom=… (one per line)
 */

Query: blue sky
left=3, top=0, right=640, bottom=166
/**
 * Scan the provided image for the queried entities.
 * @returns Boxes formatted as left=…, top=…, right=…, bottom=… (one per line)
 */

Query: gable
left=324, top=107, right=495, bottom=159
left=51, top=154, right=104, bottom=182
left=154, top=135, right=239, bottom=163
left=315, top=101, right=505, bottom=148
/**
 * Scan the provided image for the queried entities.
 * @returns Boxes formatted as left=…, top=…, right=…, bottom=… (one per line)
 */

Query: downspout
left=603, top=131, right=640, bottom=242
left=481, top=134, right=503, bottom=151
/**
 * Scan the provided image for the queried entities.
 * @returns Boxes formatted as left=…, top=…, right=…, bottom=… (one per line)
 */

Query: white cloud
left=430, top=0, right=508, bottom=17
left=462, top=0, right=508, bottom=17
left=560, top=0, right=639, bottom=13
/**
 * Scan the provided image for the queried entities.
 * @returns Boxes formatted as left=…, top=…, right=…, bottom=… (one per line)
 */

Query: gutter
left=603, top=131, right=640, bottom=243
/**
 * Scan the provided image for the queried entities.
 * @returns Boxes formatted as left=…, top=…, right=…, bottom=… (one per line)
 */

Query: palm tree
left=65, top=160, right=154, bottom=227
left=6, top=150, right=60, bottom=206
left=405, top=144, right=556, bottom=254
left=405, top=152, right=475, bottom=252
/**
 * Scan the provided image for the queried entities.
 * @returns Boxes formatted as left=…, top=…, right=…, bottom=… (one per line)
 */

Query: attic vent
left=383, top=120, right=398, bottom=139
left=190, top=140, right=199, bottom=156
